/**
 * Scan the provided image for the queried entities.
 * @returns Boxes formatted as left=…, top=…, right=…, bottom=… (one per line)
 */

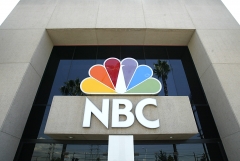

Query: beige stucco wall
left=0, top=0, right=240, bottom=160
left=45, top=96, right=198, bottom=140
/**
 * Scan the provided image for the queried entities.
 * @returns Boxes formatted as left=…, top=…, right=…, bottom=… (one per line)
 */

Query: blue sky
left=0, top=0, right=239, bottom=26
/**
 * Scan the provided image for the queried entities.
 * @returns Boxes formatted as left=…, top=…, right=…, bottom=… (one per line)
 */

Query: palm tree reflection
left=60, top=78, right=83, bottom=96
left=153, top=60, right=171, bottom=96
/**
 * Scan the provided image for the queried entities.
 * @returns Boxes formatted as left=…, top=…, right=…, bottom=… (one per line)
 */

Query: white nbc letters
left=112, top=99, right=134, bottom=127
left=83, top=98, right=110, bottom=128
left=135, top=98, right=159, bottom=128
left=83, top=98, right=160, bottom=129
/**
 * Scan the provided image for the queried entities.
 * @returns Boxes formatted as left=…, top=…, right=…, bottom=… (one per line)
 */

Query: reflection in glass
left=60, top=78, right=82, bottom=96
left=31, top=144, right=62, bottom=161
left=65, top=145, right=108, bottom=161
left=153, top=60, right=171, bottom=96
left=155, top=150, right=174, bottom=161
left=47, top=60, right=72, bottom=104
left=135, top=145, right=174, bottom=161
left=176, top=144, right=209, bottom=161
left=68, top=60, right=96, bottom=81
left=146, top=59, right=178, bottom=96
left=134, top=144, right=211, bottom=161
left=37, top=106, right=51, bottom=139
left=168, top=60, right=190, bottom=96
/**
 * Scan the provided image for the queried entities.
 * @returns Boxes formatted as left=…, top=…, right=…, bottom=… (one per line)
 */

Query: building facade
left=0, top=0, right=240, bottom=160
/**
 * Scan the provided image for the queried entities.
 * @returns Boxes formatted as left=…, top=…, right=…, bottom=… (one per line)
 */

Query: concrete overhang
left=46, top=28, right=195, bottom=46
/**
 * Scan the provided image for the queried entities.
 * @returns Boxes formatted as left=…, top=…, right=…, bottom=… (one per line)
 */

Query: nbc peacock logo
left=80, top=58, right=162, bottom=95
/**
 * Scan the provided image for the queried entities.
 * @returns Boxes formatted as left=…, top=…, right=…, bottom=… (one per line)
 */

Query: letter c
left=135, top=98, right=159, bottom=128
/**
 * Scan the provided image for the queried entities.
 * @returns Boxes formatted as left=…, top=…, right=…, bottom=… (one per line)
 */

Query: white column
left=108, top=135, right=134, bottom=161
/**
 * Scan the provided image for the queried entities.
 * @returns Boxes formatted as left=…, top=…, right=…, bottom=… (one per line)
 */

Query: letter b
left=112, top=99, right=134, bottom=127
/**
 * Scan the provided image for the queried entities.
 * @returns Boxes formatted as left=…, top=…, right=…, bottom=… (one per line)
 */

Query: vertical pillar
left=108, top=135, right=134, bottom=161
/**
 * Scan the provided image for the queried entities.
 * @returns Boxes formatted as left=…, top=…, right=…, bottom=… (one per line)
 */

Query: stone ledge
left=45, top=96, right=198, bottom=140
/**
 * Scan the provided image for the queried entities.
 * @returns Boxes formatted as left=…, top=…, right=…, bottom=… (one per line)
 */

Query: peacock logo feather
left=80, top=58, right=162, bottom=95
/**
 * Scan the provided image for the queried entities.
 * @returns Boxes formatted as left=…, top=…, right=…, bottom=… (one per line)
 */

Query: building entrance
left=14, top=46, right=227, bottom=161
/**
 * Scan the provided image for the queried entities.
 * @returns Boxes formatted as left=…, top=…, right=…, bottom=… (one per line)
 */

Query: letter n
left=82, top=98, right=109, bottom=128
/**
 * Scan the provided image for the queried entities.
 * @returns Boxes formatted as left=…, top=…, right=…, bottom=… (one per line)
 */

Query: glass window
left=31, top=144, right=63, bottom=161
left=47, top=60, right=72, bottom=104
left=65, top=144, right=108, bottom=161
left=135, top=145, right=174, bottom=161
left=37, top=106, right=51, bottom=139
left=16, top=46, right=227, bottom=161
left=177, top=144, right=207, bottom=161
